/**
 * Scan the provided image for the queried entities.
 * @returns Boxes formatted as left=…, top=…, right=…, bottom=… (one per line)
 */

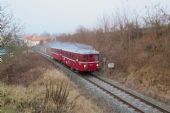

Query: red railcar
left=46, top=42, right=99, bottom=72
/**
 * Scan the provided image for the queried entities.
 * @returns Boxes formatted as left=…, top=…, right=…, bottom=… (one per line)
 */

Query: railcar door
left=75, top=54, right=82, bottom=71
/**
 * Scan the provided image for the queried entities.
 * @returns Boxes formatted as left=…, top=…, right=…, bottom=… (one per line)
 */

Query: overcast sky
left=1, top=0, right=169, bottom=34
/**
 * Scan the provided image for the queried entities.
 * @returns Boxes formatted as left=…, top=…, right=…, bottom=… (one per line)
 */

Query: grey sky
left=1, top=0, right=169, bottom=34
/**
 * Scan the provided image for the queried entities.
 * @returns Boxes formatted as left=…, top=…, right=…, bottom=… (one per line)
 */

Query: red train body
left=46, top=42, right=99, bottom=72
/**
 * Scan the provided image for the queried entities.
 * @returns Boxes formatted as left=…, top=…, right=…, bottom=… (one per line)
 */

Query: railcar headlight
left=96, top=64, right=99, bottom=67
left=84, top=65, right=87, bottom=68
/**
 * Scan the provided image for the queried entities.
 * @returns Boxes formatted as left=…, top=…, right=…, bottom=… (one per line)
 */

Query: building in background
left=24, top=35, right=54, bottom=47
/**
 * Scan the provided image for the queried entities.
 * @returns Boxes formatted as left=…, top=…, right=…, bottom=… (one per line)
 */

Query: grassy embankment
left=0, top=51, right=103, bottom=113
left=56, top=8, right=170, bottom=104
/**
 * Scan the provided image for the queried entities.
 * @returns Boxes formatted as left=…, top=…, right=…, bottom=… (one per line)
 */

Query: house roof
left=25, top=35, right=54, bottom=41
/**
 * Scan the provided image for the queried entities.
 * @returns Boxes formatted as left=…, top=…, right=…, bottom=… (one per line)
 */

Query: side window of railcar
left=72, top=54, right=74, bottom=60
left=69, top=53, right=71, bottom=58
left=76, top=55, right=79, bottom=61
left=83, top=56, right=88, bottom=62
left=70, top=53, right=73, bottom=59
left=68, top=53, right=70, bottom=58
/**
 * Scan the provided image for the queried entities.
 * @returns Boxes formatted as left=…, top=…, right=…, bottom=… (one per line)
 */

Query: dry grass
left=0, top=70, right=104, bottom=113
left=126, top=66, right=170, bottom=104
left=0, top=51, right=54, bottom=86
left=0, top=52, right=103, bottom=113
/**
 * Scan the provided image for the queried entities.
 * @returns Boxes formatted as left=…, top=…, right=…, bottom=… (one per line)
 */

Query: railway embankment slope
left=56, top=20, right=170, bottom=105
left=0, top=51, right=104, bottom=113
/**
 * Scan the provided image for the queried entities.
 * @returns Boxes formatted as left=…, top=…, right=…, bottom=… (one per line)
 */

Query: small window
left=83, top=56, right=88, bottom=62
left=89, top=54, right=93, bottom=57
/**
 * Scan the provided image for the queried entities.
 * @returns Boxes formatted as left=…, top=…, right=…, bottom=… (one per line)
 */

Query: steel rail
left=92, top=74, right=170, bottom=113
left=81, top=76, right=144, bottom=113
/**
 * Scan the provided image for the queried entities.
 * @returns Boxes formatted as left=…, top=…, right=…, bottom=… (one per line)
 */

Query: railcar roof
left=44, top=41, right=99, bottom=54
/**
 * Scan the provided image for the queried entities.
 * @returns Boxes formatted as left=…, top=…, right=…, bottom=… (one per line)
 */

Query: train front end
left=79, top=54, right=99, bottom=72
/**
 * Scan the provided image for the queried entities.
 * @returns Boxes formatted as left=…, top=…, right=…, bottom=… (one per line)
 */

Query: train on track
left=42, top=41, right=100, bottom=72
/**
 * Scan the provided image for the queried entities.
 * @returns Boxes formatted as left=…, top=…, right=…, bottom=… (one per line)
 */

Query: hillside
left=0, top=51, right=104, bottom=113
left=55, top=11, right=170, bottom=104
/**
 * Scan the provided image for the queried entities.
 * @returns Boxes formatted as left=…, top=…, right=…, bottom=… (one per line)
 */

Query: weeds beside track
left=35, top=48, right=170, bottom=113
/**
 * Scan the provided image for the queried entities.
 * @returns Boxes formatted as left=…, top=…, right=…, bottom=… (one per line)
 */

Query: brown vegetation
left=0, top=51, right=103, bottom=113
left=55, top=8, right=170, bottom=104
left=0, top=51, right=53, bottom=86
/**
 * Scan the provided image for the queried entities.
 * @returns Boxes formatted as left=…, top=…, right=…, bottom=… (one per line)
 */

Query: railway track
left=82, top=74, right=170, bottom=113
left=35, top=49, right=170, bottom=113
left=81, top=75, right=144, bottom=113
left=92, top=75, right=170, bottom=113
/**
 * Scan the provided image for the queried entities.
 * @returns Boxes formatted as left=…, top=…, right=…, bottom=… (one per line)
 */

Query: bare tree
left=0, top=4, right=21, bottom=48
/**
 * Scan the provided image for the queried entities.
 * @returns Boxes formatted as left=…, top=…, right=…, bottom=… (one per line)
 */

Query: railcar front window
left=89, top=54, right=93, bottom=57
left=94, top=55, right=98, bottom=61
